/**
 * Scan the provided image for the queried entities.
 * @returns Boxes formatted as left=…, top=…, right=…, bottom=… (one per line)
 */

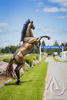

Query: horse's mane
left=21, top=19, right=30, bottom=41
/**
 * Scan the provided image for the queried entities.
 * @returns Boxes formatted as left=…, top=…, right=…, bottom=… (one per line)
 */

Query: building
left=61, top=51, right=67, bottom=61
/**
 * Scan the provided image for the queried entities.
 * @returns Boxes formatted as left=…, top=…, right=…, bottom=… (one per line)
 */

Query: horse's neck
left=26, top=26, right=33, bottom=37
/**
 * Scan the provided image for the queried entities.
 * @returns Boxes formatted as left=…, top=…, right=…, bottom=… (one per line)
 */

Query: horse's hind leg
left=14, top=54, right=25, bottom=85
left=15, top=64, right=22, bottom=85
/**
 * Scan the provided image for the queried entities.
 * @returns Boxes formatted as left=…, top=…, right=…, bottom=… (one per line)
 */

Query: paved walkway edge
left=0, top=79, right=12, bottom=88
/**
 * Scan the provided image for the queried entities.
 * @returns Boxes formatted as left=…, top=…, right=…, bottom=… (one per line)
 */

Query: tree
left=41, top=40, right=46, bottom=52
left=61, top=43, right=65, bottom=47
left=10, top=46, right=17, bottom=53
left=1, top=45, right=18, bottom=54
left=42, top=40, right=46, bottom=46
left=0, top=50, right=2, bottom=54
left=53, top=40, right=59, bottom=46
left=1, top=47, right=10, bottom=53
left=64, top=42, right=67, bottom=51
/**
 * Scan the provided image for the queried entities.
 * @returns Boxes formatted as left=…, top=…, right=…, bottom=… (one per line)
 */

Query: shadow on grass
left=5, top=80, right=32, bottom=86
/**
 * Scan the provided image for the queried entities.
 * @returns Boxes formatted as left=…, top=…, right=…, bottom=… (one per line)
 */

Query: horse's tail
left=6, top=58, right=15, bottom=76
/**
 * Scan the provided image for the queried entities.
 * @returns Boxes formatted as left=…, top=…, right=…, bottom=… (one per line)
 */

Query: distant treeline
left=0, top=41, right=67, bottom=54
left=0, top=45, right=19, bottom=54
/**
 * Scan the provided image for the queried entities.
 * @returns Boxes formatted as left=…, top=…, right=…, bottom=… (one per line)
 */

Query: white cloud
left=0, top=41, right=9, bottom=48
left=43, top=7, right=67, bottom=13
left=49, top=0, right=67, bottom=7
left=45, top=39, right=55, bottom=45
left=0, top=29, right=18, bottom=34
left=0, top=23, right=8, bottom=27
left=0, top=41, right=20, bottom=48
left=56, top=15, right=67, bottom=19
left=5, top=30, right=18, bottom=33
left=43, top=27, right=54, bottom=34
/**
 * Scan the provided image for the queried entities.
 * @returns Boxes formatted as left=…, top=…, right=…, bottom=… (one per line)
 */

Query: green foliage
left=61, top=42, right=67, bottom=51
left=3, top=58, right=11, bottom=63
left=0, top=57, right=11, bottom=62
left=33, top=54, right=39, bottom=60
left=53, top=40, right=59, bottom=46
left=41, top=40, right=46, bottom=52
left=42, top=40, right=46, bottom=46
left=0, top=45, right=18, bottom=54
left=24, top=54, right=39, bottom=66
left=9, top=46, right=17, bottom=53
left=0, top=50, right=2, bottom=54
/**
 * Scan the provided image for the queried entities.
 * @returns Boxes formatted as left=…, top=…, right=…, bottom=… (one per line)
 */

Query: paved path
left=43, top=57, right=67, bottom=100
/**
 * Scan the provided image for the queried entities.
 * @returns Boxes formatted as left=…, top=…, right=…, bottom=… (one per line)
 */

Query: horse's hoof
left=16, top=81, right=21, bottom=85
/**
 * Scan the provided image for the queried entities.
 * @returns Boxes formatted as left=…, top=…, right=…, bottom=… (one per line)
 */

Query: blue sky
left=0, top=0, right=67, bottom=47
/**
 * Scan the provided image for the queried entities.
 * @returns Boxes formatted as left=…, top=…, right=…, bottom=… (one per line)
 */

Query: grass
left=0, top=58, right=48, bottom=100
left=0, top=81, right=5, bottom=85
left=53, top=56, right=67, bottom=62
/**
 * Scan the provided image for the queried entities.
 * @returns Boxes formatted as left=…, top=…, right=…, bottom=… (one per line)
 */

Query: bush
left=24, top=56, right=33, bottom=66
left=3, top=57, right=11, bottom=63
left=0, top=56, right=12, bottom=62
left=24, top=54, right=39, bottom=66
left=34, top=54, right=39, bottom=60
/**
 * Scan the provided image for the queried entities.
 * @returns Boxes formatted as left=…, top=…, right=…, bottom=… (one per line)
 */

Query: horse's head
left=28, top=21, right=35, bottom=30
left=21, top=19, right=35, bottom=41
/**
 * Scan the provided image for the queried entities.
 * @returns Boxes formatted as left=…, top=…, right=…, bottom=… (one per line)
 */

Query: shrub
left=24, top=56, right=33, bottom=66
left=24, top=54, right=39, bottom=66
left=3, top=57, right=11, bottom=63
left=2, top=54, right=39, bottom=66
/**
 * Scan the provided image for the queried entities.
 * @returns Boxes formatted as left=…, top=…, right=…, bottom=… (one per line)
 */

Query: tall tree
left=53, top=40, right=59, bottom=46
left=42, top=40, right=46, bottom=46
left=41, top=40, right=46, bottom=52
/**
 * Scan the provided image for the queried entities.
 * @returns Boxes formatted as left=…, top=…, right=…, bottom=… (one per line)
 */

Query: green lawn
left=0, top=58, right=48, bottom=100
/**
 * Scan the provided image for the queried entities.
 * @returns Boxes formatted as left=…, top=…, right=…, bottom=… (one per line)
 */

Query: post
left=39, top=40, right=42, bottom=61
left=62, top=46, right=63, bottom=60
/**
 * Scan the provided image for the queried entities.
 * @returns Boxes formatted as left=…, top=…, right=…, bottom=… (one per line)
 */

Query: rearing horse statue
left=6, top=20, right=51, bottom=85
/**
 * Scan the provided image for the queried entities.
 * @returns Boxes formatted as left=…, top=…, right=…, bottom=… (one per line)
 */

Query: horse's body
left=6, top=19, right=51, bottom=85
left=14, top=38, right=35, bottom=64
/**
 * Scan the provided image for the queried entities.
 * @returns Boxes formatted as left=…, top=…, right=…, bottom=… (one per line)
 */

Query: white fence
left=61, top=51, right=67, bottom=61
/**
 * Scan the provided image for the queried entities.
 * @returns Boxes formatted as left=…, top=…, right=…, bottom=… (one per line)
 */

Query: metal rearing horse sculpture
left=6, top=19, right=51, bottom=85
left=6, top=36, right=50, bottom=85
